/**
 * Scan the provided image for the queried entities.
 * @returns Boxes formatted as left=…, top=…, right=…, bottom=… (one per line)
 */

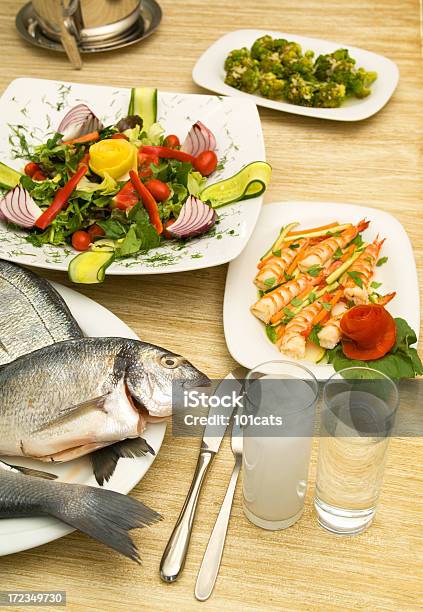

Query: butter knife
left=160, top=367, right=246, bottom=583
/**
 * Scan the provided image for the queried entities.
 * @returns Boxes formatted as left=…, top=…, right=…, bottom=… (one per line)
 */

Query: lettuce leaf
left=327, top=318, right=423, bottom=378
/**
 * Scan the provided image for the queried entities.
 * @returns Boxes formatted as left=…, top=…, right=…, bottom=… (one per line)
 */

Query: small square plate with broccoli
left=193, top=29, right=399, bottom=121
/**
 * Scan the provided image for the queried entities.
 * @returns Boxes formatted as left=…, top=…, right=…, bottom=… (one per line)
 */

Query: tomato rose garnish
left=340, top=304, right=397, bottom=360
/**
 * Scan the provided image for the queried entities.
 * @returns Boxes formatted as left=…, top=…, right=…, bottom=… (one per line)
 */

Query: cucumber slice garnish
left=129, top=87, right=158, bottom=130
left=0, top=162, right=22, bottom=190
left=200, top=161, right=272, bottom=208
left=68, top=251, right=114, bottom=284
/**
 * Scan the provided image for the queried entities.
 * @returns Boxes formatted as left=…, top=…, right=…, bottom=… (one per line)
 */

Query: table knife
left=160, top=367, right=246, bottom=583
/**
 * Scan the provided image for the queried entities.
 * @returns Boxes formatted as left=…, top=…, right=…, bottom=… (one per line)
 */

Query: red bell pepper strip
left=140, top=145, right=196, bottom=165
left=34, top=164, right=88, bottom=230
left=129, top=170, right=163, bottom=235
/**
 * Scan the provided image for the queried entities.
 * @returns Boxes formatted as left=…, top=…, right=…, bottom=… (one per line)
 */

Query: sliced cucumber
left=68, top=251, right=114, bottom=284
left=200, top=161, right=272, bottom=208
left=260, top=222, right=299, bottom=261
left=0, top=162, right=22, bottom=189
left=129, top=87, right=158, bottom=130
left=304, top=340, right=326, bottom=364
left=325, top=247, right=366, bottom=285
left=90, top=238, right=117, bottom=252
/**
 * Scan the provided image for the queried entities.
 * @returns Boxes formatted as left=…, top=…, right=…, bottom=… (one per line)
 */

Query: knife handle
left=194, top=455, right=242, bottom=601
left=160, top=449, right=214, bottom=582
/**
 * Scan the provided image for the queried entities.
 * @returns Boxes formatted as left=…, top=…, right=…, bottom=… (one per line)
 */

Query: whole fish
left=0, top=460, right=160, bottom=562
left=0, top=337, right=209, bottom=485
left=0, top=259, right=82, bottom=365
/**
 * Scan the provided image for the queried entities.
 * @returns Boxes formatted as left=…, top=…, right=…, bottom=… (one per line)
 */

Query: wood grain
left=0, top=0, right=422, bottom=610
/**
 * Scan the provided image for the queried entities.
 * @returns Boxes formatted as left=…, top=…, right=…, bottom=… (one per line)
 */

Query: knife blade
left=159, top=367, right=246, bottom=583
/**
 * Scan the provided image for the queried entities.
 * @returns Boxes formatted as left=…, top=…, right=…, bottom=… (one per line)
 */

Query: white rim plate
left=224, top=201, right=420, bottom=376
left=193, top=29, right=399, bottom=121
left=0, top=78, right=265, bottom=274
left=0, top=282, right=166, bottom=556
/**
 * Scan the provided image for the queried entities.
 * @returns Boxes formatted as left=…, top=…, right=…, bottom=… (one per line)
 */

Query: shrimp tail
left=357, top=219, right=370, bottom=233
left=377, top=292, right=396, bottom=306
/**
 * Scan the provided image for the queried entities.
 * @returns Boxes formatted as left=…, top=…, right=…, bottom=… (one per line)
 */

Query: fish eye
left=161, top=355, right=180, bottom=369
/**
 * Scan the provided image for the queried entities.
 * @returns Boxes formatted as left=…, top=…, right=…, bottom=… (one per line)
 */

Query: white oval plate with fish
left=0, top=283, right=166, bottom=556
left=0, top=77, right=264, bottom=274
left=193, top=29, right=399, bottom=121
left=224, top=201, right=420, bottom=376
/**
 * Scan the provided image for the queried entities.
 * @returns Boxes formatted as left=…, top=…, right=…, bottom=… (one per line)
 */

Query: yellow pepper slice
left=89, top=139, right=138, bottom=180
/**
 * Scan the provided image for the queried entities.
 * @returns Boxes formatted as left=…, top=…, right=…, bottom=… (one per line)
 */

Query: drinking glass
left=314, top=367, right=399, bottom=535
left=242, top=360, right=319, bottom=530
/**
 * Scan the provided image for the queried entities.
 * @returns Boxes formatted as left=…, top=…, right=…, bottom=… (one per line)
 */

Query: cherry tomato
left=193, top=150, right=218, bottom=176
left=87, top=224, right=105, bottom=241
left=145, top=178, right=171, bottom=202
left=72, top=230, right=91, bottom=251
left=111, top=133, right=129, bottom=140
left=163, top=219, right=176, bottom=239
left=164, top=134, right=180, bottom=148
left=138, top=151, right=160, bottom=178
left=24, top=162, right=41, bottom=177
left=32, top=170, right=47, bottom=181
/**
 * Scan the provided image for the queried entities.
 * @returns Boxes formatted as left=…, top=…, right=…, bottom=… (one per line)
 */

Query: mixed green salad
left=224, top=35, right=377, bottom=107
left=0, top=87, right=271, bottom=283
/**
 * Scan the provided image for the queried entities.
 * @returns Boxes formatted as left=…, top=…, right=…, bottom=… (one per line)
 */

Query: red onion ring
left=57, top=104, right=104, bottom=142
left=182, top=121, right=217, bottom=157
left=0, top=186, right=42, bottom=228
left=168, top=196, right=217, bottom=239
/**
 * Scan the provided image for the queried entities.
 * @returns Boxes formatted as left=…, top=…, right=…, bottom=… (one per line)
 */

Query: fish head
left=126, top=344, right=210, bottom=418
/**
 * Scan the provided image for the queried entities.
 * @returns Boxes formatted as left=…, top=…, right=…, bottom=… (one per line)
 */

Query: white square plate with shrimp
left=0, top=78, right=265, bottom=274
left=224, top=201, right=419, bottom=376
left=193, top=29, right=399, bottom=121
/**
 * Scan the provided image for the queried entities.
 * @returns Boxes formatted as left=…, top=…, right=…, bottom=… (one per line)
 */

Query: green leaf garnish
left=289, top=243, right=300, bottom=250
left=266, top=324, right=278, bottom=344
left=333, top=247, right=343, bottom=260
left=370, top=281, right=382, bottom=289
left=272, top=249, right=281, bottom=257
left=290, top=297, right=303, bottom=307
left=347, top=270, right=364, bottom=288
left=307, top=265, right=322, bottom=277
left=376, top=256, right=388, bottom=267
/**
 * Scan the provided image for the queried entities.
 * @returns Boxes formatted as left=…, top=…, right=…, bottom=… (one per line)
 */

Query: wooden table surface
left=0, top=0, right=422, bottom=610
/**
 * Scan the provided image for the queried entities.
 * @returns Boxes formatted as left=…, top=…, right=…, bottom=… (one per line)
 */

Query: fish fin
left=33, top=394, right=110, bottom=433
left=50, top=484, right=161, bottom=562
left=91, top=438, right=155, bottom=486
left=1, top=460, right=57, bottom=480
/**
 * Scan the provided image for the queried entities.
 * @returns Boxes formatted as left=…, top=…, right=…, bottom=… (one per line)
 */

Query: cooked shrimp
left=298, top=220, right=369, bottom=272
left=254, top=239, right=307, bottom=290
left=251, top=274, right=319, bottom=324
left=343, top=238, right=384, bottom=304
left=317, top=301, right=349, bottom=349
left=278, top=302, right=323, bottom=359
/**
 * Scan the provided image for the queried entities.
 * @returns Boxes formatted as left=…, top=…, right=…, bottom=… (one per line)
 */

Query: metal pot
left=32, top=0, right=141, bottom=69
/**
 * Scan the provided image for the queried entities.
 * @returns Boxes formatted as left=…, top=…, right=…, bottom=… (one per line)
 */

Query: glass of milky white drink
left=314, top=367, right=399, bottom=535
left=242, top=360, right=319, bottom=530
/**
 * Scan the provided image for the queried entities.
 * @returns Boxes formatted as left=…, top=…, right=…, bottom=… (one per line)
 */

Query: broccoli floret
left=251, top=36, right=275, bottom=60
left=349, top=68, right=377, bottom=98
left=284, top=74, right=315, bottom=106
left=224, top=47, right=251, bottom=72
left=258, top=72, right=285, bottom=99
left=313, top=81, right=346, bottom=107
left=225, top=56, right=260, bottom=93
left=259, top=52, right=285, bottom=78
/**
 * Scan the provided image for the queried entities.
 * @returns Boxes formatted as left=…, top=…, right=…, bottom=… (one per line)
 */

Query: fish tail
left=90, top=438, right=155, bottom=486
left=1, top=461, right=57, bottom=480
left=50, top=484, right=161, bottom=562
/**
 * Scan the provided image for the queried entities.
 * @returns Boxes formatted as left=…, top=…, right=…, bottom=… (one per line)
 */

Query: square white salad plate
left=224, top=201, right=419, bottom=376
left=193, top=29, right=399, bottom=121
left=0, top=78, right=265, bottom=274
